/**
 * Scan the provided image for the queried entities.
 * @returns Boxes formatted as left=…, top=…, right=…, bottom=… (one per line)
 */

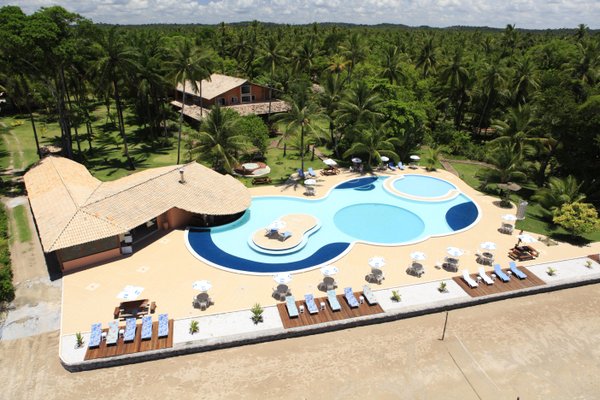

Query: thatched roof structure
left=24, top=157, right=250, bottom=252
left=175, top=74, right=250, bottom=100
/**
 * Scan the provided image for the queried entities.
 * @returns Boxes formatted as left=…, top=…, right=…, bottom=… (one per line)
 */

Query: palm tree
left=341, top=33, right=367, bottom=83
left=335, top=81, right=384, bottom=146
left=165, top=38, right=213, bottom=164
left=476, top=62, right=506, bottom=134
left=92, top=27, right=140, bottom=170
left=438, top=48, right=471, bottom=128
left=258, top=35, right=287, bottom=117
left=326, top=54, right=350, bottom=78
left=490, top=104, right=534, bottom=155
left=423, top=146, right=446, bottom=171
left=187, top=106, right=247, bottom=173
left=342, top=121, right=401, bottom=169
left=271, top=85, right=324, bottom=173
left=318, top=74, right=346, bottom=156
left=416, top=36, right=437, bottom=78
left=532, top=176, right=586, bottom=220
left=481, top=142, right=527, bottom=184
left=294, top=38, right=321, bottom=79
left=510, top=55, right=539, bottom=106
left=380, top=45, right=405, bottom=85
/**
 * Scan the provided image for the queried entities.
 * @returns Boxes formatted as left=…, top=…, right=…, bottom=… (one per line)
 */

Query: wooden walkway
left=85, top=319, right=174, bottom=360
left=277, top=291, right=384, bottom=329
left=452, top=267, right=545, bottom=298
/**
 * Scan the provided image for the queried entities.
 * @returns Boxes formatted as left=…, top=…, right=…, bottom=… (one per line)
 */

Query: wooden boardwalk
left=452, top=267, right=545, bottom=298
left=85, top=319, right=174, bottom=360
left=277, top=291, right=384, bottom=329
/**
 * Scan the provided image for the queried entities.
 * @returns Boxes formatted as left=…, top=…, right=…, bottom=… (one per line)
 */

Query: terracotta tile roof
left=24, top=157, right=250, bottom=252
left=175, top=73, right=247, bottom=100
left=171, top=100, right=290, bottom=120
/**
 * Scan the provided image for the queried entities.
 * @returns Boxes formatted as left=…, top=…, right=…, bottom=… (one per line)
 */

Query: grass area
left=0, top=204, right=15, bottom=302
left=11, top=205, right=32, bottom=243
left=450, top=161, right=599, bottom=243
left=0, top=117, right=45, bottom=170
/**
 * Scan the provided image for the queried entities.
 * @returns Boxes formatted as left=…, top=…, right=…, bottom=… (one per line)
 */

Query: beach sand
left=3, top=283, right=600, bottom=399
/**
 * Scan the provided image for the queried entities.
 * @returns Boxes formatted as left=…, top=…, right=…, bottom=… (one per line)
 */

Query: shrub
left=251, top=303, right=264, bottom=324
left=553, top=202, right=600, bottom=237
left=189, top=320, right=199, bottom=334
left=75, top=332, right=84, bottom=348
left=547, top=267, right=557, bottom=276
left=391, top=290, right=401, bottom=302
left=438, top=281, right=448, bottom=292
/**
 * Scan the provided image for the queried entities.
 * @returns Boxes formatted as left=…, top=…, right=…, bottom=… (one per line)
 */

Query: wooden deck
left=84, top=319, right=173, bottom=360
left=452, top=267, right=545, bottom=298
left=277, top=291, right=384, bottom=329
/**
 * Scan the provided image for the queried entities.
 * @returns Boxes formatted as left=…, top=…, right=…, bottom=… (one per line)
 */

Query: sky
left=5, top=0, right=600, bottom=29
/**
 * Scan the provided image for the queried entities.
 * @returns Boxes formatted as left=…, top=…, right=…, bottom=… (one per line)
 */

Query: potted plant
left=391, top=290, right=401, bottom=302
left=585, top=260, right=593, bottom=269
left=189, top=320, right=199, bottom=334
left=75, top=332, right=84, bottom=348
left=547, top=267, right=557, bottom=276
left=438, top=281, right=448, bottom=293
left=251, top=303, right=264, bottom=324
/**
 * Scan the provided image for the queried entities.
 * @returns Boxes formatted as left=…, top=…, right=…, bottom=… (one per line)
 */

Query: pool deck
left=58, top=167, right=600, bottom=369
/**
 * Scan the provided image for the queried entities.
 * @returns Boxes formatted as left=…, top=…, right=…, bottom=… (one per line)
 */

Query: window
left=241, top=95, right=252, bottom=103
left=241, top=84, right=251, bottom=94
left=217, top=97, right=226, bottom=106
left=231, top=96, right=238, bottom=104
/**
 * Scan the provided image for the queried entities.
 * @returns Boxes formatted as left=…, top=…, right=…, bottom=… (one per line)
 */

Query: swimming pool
left=186, top=175, right=480, bottom=274
left=393, top=174, right=457, bottom=198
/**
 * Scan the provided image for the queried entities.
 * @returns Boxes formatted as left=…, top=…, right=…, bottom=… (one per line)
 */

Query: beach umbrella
left=380, top=156, right=390, bottom=162
left=447, top=247, right=464, bottom=257
left=369, top=256, right=386, bottom=268
left=320, top=265, right=339, bottom=277
left=502, top=214, right=517, bottom=222
left=410, top=155, right=420, bottom=161
left=266, top=219, right=286, bottom=231
left=480, top=242, right=497, bottom=251
left=517, top=233, right=536, bottom=243
left=304, top=179, right=317, bottom=185
left=323, top=158, right=337, bottom=166
left=351, top=157, right=362, bottom=164
left=192, top=280, right=212, bottom=292
left=273, top=272, right=292, bottom=285
left=410, top=251, right=426, bottom=261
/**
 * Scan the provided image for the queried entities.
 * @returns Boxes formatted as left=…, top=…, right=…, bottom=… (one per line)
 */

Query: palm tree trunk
left=477, top=91, right=492, bottom=135
left=20, top=76, right=41, bottom=159
left=177, top=81, right=187, bottom=164
left=62, top=69, right=82, bottom=156
left=113, top=79, right=135, bottom=170
left=300, top=125, right=305, bottom=173
left=55, top=76, right=73, bottom=159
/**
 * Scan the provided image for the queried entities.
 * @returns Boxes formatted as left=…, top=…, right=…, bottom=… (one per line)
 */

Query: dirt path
left=0, top=122, right=25, bottom=173
left=2, top=284, right=600, bottom=399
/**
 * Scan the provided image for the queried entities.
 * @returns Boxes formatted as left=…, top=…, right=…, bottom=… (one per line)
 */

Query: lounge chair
left=321, top=168, right=337, bottom=176
left=462, top=269, right=479, bottom=288
left=494, top=264, right=510, bottom=282
left=285, top=295, right=299, bottom=318
left=406, top=262, right=425, bottom=277
left=344, top=287, right=359, bottom=308
left=398, top=162, right=406, bottom=170
left=304, top=294, right=319, bottom=314
left=362, top=285, right=378, bottom=305
left=123, top=317, right=136, bottom=342
left=158, top=313, right=169, bottom=337
left=509, top=261, right=527, bottom=279
left=297, top=168, right=305, bottom=179
left=365, top=272, right=384, bottom=284
left=278, top=231, right=292, bottom=241
left=106, top=320, right=119, bottom=345
left=478, top=267, right=494, bottom=285
left=327, top=290, right=342, bottom=311
left=307, top=167, right=317, bottom=177
left=252, top=176, right=272, bottom=185
left=499, top=223, right=514, bottom=234
left=141, top=315, right=153, bottom=340
left=88, top=323, right=102, bottom=348
left=388, top=162, right=397, bottom=171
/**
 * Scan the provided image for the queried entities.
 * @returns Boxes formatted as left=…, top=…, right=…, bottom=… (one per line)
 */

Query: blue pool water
left=393, top=174, right=457, bottom=197
left=186, top=176, right=480, bottom=274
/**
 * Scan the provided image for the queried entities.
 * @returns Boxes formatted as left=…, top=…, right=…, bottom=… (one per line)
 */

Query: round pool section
left=393, top=175, right=457, bottom=198
left=334, top=203, right=425, bottom=243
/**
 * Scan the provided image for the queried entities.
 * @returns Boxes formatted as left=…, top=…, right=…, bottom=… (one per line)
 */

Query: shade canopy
left=502, top=214, right=518, bottom=222
left=273, top=272, right=292, bottom=284
left=518, top=233, right=537, bottom=243
left=410, top=251, right=426, bottom=261
left=380, top=156, right=390, bottom=162
left=192, top=280, right=212, bottom=292
left=447, top=247, right=464, bottom=257
left=320, top=265, right=339, bottom=276
left=351, top=157, right=362, bottom=163
left=369, top=256, right=386, bottom=268
left=410, top=155, right=420, bottom=161
left=266, top=219, right=286, bottom=231
left=323, top=159, right=337, bottom=166
left=497, top=182, right=522, bottom=192
left=304, top=179, right=317, bottom=185
left=480, top=242, right=497, bottom=251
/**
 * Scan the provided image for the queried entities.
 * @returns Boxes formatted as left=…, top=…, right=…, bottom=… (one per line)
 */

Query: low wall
left=60, top=247, right=122, bottom=273
left=60, top=272, right=600, bottom=372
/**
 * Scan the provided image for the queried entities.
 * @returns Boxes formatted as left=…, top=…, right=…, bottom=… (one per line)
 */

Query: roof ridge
left=50, top=157, right=102, bottom=208
left=82, top=163, right=189, bottom=208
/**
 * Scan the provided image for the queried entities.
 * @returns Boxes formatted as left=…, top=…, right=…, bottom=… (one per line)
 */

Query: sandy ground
left=1, top=284, right=600, bottom=399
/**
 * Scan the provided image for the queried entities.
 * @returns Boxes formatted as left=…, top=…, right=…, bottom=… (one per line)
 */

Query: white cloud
left=3, top=0, right=599, bottom=28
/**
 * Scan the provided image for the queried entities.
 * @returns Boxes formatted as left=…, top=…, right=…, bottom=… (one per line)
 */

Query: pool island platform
left=251, top=214, right=318, bottom=251
left=58, top=167, right=600, bottom=370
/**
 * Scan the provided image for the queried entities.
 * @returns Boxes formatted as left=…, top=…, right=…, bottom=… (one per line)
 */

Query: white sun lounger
left=304, top=294, right=318, bottom=314
left=344, top=287, right=359, bottom=308
left=158, top=313, right=169, bottom=337
left=478, top=267, right=494, bottom=285
left=362, top=285, right=378, bottom=305
left=106, top=320, right=119, bottom=345
left=141, top=315, right=153, bottom=340
left=88, top=323, right=102, bottom=348
left=285, top=296, right=299, bottom=317
left=462, top=269, right=479, bottom=288
left=123, top=317, right=136, bottom=342
left=327, top=290, right=341, bottom=311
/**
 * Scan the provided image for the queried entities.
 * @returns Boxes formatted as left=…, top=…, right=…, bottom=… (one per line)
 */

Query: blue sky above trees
left=5, top=0, right=599, bottom=28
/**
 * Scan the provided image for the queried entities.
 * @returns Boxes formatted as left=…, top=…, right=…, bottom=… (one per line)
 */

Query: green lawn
left=11, top=205, right=32, bottom=243
left=450, top=161, right=599, bottom=243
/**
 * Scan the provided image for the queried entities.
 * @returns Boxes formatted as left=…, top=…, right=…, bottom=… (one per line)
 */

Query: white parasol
left=266, top=219, right=286, bottom=231
left=410, top=155, right=421, bottom=161
left=447, top=247, right=464, bottom=257
left=380, top=156, right=390, bottom=162
left=502, top=214, right=518, bottom=222
left=323, top=158, right=337, bottom=166
left=320, top=265, right=339, bottom=276
left=273, top=272, right=292, bottom=284
left=410, top=251, right=426, bottom=261
left=518, top=233, right=537, bottom=243
left=351, top=157, right=362, bottom=163
left=304, top=179, right=317, bottom=185
left=480, top=242, right=497, bottom=251
left=192, top=280, right=212, bottom=292
left=369, top=256, right=386, bottom=268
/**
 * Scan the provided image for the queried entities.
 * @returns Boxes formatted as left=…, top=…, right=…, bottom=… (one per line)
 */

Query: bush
left=0, top=267, right=15, bottom=302
left=0, top=205, right=14, bottom=303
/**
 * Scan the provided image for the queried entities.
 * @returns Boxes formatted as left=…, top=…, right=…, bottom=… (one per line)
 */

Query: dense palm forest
left=0, top=5, right=599, bottom=238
